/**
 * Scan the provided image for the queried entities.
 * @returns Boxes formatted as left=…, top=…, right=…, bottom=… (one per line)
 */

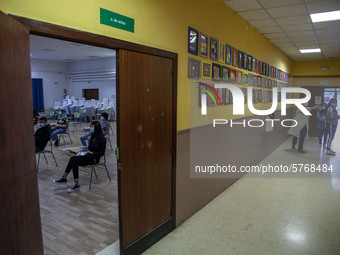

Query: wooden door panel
left=0, top=11, right=43, bottom=254
left=118, top=50, right=173, bottom=252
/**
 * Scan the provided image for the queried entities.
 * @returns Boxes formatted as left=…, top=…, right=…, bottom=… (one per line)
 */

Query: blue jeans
left=51, top=128, right=67, bottom=141
left=327, top=124, right=337, bottom=150
left=80, top=133, right=91, bottom=147
left=292, top=125, right=307, bottom=151
left=318, top=128, right=328, bottom=145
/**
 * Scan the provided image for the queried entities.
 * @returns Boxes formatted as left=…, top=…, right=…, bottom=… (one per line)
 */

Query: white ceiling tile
left=258, top=0, right=304, bottom=8
left=271, top=38, right=292, bottom=43
left=295, top=42, right=320, bottom=48
left=315, top=28, right=340, bottom=36
left=281, top=23, right=314, bottom=32
left=281, top=47, right=300, bottom=51
left=222, top=0, right=263, bottom=12
left=238, top=9, right=271, bottom=20
left=248, top=18, right=277, bottom=27
left=264, top=33, right=287, bottom=39
left=275, top=42, right=296, bottom=47
left=303, top=54, right=324, bottom=60
left=266, top=4, right=308, bottom=18
left=306, top=0, right=340, bottom=13
left=257, top=26, right=283, bottom=33
left=286, top=30, right=316, bottom=37
left=290, top=36, right=318, bottom=42
left=275, top=15, right=311, bottom=26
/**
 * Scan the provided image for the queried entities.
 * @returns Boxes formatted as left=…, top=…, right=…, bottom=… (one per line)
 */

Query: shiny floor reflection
left=143, top=136, right=340, bottom=255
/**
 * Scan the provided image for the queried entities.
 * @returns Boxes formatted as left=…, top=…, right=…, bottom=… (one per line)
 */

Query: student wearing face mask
left=80, top=112, right=110, bottom=148
left=34, top=117, right=51, bottom=152
left=317, top=103, right=328, bottom=147
left=288, top=103, right=320, bottom=153
left=51, top=108, right=68, bottom=146
left=53, top=121, right=106, bottom=192
left=326, top=98, right=339, bottom=155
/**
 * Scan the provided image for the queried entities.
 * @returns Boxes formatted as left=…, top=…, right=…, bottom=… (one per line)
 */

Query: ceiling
left=221, top=0, right=340, bottom=61
left=30, top=35, right=116, bottom=62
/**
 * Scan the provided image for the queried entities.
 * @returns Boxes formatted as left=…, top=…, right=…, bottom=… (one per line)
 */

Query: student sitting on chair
left=53, top=121, right=106, bottom=192
left=35, top=117, right=51, bottom=152
left=80, top=112, right=110, bottom=148
left=51, top=108, right=68, bottom=146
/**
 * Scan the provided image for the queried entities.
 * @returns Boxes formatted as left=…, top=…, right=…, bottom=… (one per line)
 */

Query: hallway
left=143, top=136, right=340, bottom=255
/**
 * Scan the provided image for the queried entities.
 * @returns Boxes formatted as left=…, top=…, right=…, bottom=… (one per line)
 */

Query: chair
left=82, top=155, right=111, bottom=190
left=53, top=101, right=61, bottom=110
left=69, top=112, right=82, bottom=132
left=58, top=125, right=73, bottom=144
left=106, top=110, right=115, bottom=135
left=36, top=139, right=58, bottom=171
left=105, top=133, right=113, bottom=151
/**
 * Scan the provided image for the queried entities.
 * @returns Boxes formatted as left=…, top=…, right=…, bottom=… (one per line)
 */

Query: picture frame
left=258, top=90, right=262, bottom=103
left=188, top=57, right=200, bottom=78
left=218, top=42, right=225, bottom=63
left=253, top=75, right=257, bottom=87
left=238, top=50, right=243, bottom=69
left=252, top=57, right=257, bottom=72
left=243, top=73, right=248, bottom=85
left=225, top=44, right=232, bottom=65
left=212, top=63, right=221, bottom=81
left=221, top=66, right=230, bottom=82
left=257, top=60, right=261, bottom=74
left=188, top=27, right=199, bottom=55
left=230, top=68, right=237, bottom=83
left=243, top=52, right=248, bottom=70
left=248, top=55, right=252, bottom=71
left=217, top=88, right=224, bottom=105
left=248, top=73, right=254, bottom=86
left=199, top=32, right=209, bottom=58
left=242, top=88, right=247, bottom=104
left=257, top=76, right=262, bottom=87
left=201, top=61, right=211, bottom=79
left=237, top=71, right=243, bottom=85
left=224, top=88, right=231, bottom=105
left=232, top=47, right=238, bottom=67
left=210, top=37, right=218, bottom=61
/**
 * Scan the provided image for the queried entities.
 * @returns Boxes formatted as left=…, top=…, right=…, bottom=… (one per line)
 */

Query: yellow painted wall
left=293, top=60, right=340, bottom=77
left=1, top=0, right=293, bottom=131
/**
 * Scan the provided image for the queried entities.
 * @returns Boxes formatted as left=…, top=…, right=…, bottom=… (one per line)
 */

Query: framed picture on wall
left=188, top=27, right=199, bottom=55
left=252, top=57, right=256, bottom=72
left=212, top=63, right=221, bottom=81
left=238, top=50, right=243, bottom=69
left=242, top=88, right=247, bottom=104
left=232, top=47, right=238, bottom=67
left=199, top=32, right=209, bottom=58
left=188, top=57, right=200, bottom=78
left=218, top=42, right=225, bottom=63
left=217, top=88, right=224, bottom=105
left=253, top=75, right=257, bottom=87
left=210, top=37, right=218, bottom=61
left=201, top=61, right=211, bottom=79
left=243, top=52, right=248, bottom=70
left=224, top=88, right=230, bottom=105
left=237, top=71, right=243, bottom=84
left=258, top=90, right=262, bottom=103
left=221, top=66, right=230, bottom=82
left=248, top=73, right=254, bottom=86
left=257, top=76, right=262, bottom=87
left=225, top=44, right=232, bottom=65
left=230, top=68, right=237, bottom=83
left=248, top=55, right=252, bottom=71
left=243, top=73, right=248, bottom=85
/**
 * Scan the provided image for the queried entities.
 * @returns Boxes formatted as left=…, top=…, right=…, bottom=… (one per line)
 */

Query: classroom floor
left=36, top=121, right=119, bottom=255
left=143, top=133, right=340, bottom=255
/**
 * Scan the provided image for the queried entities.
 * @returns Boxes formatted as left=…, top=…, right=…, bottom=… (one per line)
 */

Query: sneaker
left=326, top=150, right=336, bottom=155
left=68, top=182, right=80, bottom=193
left=297, top=150, right=306, bottom=154
left=53, top=176, right=67, bottom=184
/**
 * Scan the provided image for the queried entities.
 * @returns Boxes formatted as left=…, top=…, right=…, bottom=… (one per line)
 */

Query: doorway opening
left=31, top=34, right=119, bottom=254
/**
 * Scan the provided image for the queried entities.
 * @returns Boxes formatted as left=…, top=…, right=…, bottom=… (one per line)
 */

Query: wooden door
left=0, top=11, right=43, bottom=254
left=83, top=88, right=99, bottom=100
left=303, top=86, right=324, bottom=137
left=118, top=50, right=175, bottom=254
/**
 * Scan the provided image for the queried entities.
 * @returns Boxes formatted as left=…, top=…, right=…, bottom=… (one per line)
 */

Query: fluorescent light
left=310, top=10, right=340, bottom=23
left=300, top=48, right=321, bottom=53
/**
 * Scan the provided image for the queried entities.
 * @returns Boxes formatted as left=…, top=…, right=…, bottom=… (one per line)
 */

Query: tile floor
left=142, top=133, right=340, bottom=255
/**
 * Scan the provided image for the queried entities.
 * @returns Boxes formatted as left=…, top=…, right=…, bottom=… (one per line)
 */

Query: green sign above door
left=100, top=8, right=135, bottom=33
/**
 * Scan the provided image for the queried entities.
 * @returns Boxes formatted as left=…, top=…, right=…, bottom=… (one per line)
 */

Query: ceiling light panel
left=310, top=10, right=340, bottom=23
left=300, top=48, right=321, bottom=53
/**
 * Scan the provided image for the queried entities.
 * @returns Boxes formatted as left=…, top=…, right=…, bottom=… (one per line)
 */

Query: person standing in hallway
left=288, top=103, right=319, bottom=153
left=317, top=103, right=328, bottom=148
left=326, top=98, right=339, bottom=155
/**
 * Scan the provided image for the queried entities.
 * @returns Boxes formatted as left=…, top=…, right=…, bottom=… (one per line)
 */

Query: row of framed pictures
left=188, top=26, right=291, bottom=82
left=199, top=84, right=280, bottom=106
left=189, top=58, right=290, bottom=89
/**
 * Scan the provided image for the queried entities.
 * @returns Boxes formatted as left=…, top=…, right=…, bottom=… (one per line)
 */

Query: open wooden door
left=0, top=11, right=43, bottom=254
left=117, top=50, right=175, bottom=254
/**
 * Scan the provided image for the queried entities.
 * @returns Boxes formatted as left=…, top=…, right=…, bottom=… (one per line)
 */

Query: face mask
left=90, top=127, right=95, bottom=133
left=39, top=123, right=45, bottom=127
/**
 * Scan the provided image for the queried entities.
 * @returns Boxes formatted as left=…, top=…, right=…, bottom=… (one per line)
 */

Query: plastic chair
left=69, top=112, right=82, bottom=131
left=58, top=125, right=73, bottom=144
left=53, top=101, right=61, bottom=110
left=36, top=138, right=58, bottom=171
left=82, top=154, right=111, bottom=190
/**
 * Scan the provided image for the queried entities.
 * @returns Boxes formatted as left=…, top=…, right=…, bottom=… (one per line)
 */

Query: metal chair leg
left=43, top=153, right=48, bottom=164
left=107, top=136, right=113, bottom=151
left=104, top=164, right=111, bottom=182
left=89, top=167, right=93, bottom=190
left=50, top=152, right=58, bottom=167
